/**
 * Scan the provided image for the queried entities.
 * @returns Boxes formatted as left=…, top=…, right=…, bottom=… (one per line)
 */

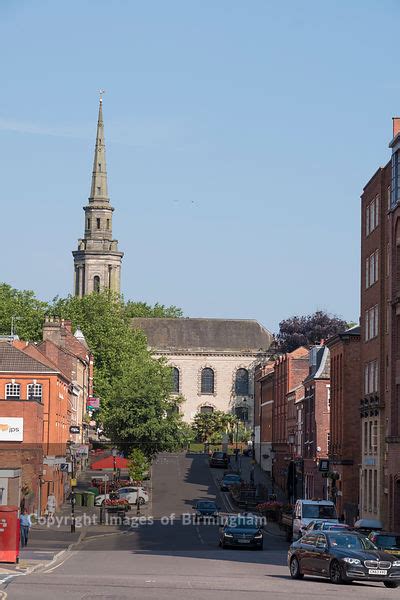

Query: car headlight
left=393, top=560, right=400, bottom=567
left=224, top=533, right=234, bottom=538
left=343, top=557, right=361, bottom=565
left=254, top=533, right=263, bottom=539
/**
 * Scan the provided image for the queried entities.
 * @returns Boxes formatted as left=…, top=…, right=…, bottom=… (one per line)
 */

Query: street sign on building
left=87, top=397, right=100, bottom=409
left=69, top=425, right=80, bottom=434
left=319, top=459, right=330, bottom=472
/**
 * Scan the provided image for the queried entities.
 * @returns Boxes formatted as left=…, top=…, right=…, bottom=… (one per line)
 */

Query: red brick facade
left=327, top=327, right=361, bottom=524
left=272, top=347, right=309, bottom=495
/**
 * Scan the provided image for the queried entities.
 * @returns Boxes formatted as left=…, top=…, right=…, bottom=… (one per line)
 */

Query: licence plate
left=368, top=569, right=387, bottom=575
left=237, top=539, right=250, bottom=544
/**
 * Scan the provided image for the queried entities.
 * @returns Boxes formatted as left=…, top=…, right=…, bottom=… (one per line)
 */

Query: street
left=2, top=453, right=397, bottom=599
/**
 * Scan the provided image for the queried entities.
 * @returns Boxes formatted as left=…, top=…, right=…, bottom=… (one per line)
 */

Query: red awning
left=91, top=456, right=129, bottom=470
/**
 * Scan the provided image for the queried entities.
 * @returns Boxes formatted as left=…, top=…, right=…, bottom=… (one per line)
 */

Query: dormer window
left=97, top=186, right=101, bottom=195
left=97, top=218, right=101, bottom=229
left=98, top=163, right=101, bottom=171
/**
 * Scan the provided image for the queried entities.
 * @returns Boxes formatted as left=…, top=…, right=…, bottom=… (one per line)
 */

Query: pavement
left=1, top=452, right=396, bottom=600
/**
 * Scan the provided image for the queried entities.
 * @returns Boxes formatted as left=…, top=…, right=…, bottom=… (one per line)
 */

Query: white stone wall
left=155, top=352, right=261, bottom=423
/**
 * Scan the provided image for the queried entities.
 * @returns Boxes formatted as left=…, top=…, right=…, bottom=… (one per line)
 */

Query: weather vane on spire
left=99, top=89, right=106, bottom=103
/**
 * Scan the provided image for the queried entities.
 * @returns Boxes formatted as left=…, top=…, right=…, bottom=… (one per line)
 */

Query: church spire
left=72, top=94, right=124, bottom=297
left=89, top=93, right=109, bottom=202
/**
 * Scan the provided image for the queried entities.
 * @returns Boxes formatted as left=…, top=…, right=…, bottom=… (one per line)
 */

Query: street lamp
left=112, top=447, right=118, bottom=481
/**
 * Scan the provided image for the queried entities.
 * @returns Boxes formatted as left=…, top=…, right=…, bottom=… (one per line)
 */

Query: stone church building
left=132, top=318, right=272, bottom=423
left=71, top=100, right=273, bottom=424
left=72, top=96, right=123, bottom=296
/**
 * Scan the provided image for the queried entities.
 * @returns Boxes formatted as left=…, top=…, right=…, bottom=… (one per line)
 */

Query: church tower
left=72, top=96, right=123, bottom=296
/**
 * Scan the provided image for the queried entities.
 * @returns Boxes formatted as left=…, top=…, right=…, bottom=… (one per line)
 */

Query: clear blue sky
left=1, top=0, right=399, bottom=332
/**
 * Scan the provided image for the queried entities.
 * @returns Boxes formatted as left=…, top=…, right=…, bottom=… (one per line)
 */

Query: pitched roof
left=304, top=345, right=330, bottom=382
left=131, top=318, right=273, bottom=353
left=0, top=342, right=58, bottom=373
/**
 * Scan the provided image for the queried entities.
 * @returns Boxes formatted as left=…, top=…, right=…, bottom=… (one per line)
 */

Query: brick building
left=359, top=156, right=390, bottom=524
left=302, top=345, right=331, bottom=500
left=272, top=347, right=309, bottom=495
left=386, top=117, right=400, bottom=530
left=286, top=384, right=305, bottom=502
left=0, top=342, right=65, bottom=513
left=254, top=363, right=274, bottom=474
left=326, top=326, right=361, bottom=524
left=40, top=317, right=93, bottom=447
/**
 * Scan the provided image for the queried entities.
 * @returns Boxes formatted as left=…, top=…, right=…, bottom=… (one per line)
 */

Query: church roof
left=131, top=318, right=273, bottom=353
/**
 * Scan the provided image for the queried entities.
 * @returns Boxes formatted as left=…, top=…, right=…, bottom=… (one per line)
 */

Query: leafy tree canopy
left=277, top=310, right=348, bottom=353
left=0, top=283, right=49, bottom=342
left=0, top=283, right=185, bottom=457
left=192, top=410, right=245, bottom=443
left=128, top=448, right=150, bottom=482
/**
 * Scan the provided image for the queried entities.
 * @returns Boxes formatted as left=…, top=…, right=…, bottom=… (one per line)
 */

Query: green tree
left=0, top=283, right=50, bottom=341
left=192, top=410, right=237, bottom=443
left=124, top=301, right=183, bottom=319
left=128, top=448, right=150, bottom=482
left=50, top=291, right=188, bottom=456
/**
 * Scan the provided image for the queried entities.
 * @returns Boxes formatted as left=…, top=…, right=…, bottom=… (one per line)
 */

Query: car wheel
left=329, top=560, right=344, bottom=584
left=257, top=544, right=264, bottom=551
left=384, top=582, right=399, bottom=589
left=289, top=557, right=304, bottom=579
left=221, top=541, right=226, bottom=549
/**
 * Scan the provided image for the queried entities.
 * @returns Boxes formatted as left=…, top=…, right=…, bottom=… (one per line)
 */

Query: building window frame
left=201, top=367, right=215, bottom=395
left=172, top=367, right=180, bottom=394
left=27, top=382, right=42, bottom=401
left=235, top=368, right=249, bottom=396
left=5, top=382, right=21, bottom=399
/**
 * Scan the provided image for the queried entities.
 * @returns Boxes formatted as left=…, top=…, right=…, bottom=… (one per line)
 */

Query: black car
left=219, top=515, right=263, bottom=550
left=288, top=530, right=400, bottom=588
left=209, top=451, right=229, bottom=468
left=192, top=500, right=220, bottom=521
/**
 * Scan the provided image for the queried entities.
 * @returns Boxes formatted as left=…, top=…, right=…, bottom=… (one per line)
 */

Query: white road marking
left=0, top=590, right=7, bottom=599
left=196, top=525, right=205, bottom=545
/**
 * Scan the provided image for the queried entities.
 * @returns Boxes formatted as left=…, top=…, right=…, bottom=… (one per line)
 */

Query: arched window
left=93, top=276, right=100, bottom=292
left=172, top=367, right=180, bottom=393
left=27, top=383, right=42, bottom=401
left=201, top=368, right=214, bottom=394
left=200, top=405, right=214, bottom=414
left=235, top=368, right=249, bottom=395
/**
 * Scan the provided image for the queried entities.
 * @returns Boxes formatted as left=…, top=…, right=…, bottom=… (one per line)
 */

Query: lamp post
left=112, top=447, right=118, bottom=482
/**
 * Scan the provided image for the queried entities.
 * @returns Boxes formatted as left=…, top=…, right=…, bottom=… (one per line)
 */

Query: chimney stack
left=393, top=117, right=400, bottom=139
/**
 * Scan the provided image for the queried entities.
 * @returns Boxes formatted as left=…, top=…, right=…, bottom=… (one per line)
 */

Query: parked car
left=369, top=532, right=400, bottom=557
left=209, top=452, right=229, bottom=468
left=95, top=486, right=149, bottom=506
left=192, top=500, right=220, bottom=521
left=219, top=514, right=263, bottom=550
left=220, top=473, right=242, bottom=492
left=305, top=520, right=351, bottom=533
left=288, top=530, right=400, bottom=588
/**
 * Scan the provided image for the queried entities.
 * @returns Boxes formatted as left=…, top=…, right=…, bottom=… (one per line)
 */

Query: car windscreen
left=328, top=533, right=377, bottom=551
left=376, top=535, right=400, bottom=549
left=223, top=475, right=240, bottom=481
left=213, top=453, right=225, bottom=458
left=302, top=504, right=336, bottom=519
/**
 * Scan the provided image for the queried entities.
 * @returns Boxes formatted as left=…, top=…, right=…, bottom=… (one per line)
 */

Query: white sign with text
left=0, top=418, right=23, bottom=441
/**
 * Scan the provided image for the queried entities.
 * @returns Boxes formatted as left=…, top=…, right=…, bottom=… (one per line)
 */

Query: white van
left=293, top=499, right=338, bottom=539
